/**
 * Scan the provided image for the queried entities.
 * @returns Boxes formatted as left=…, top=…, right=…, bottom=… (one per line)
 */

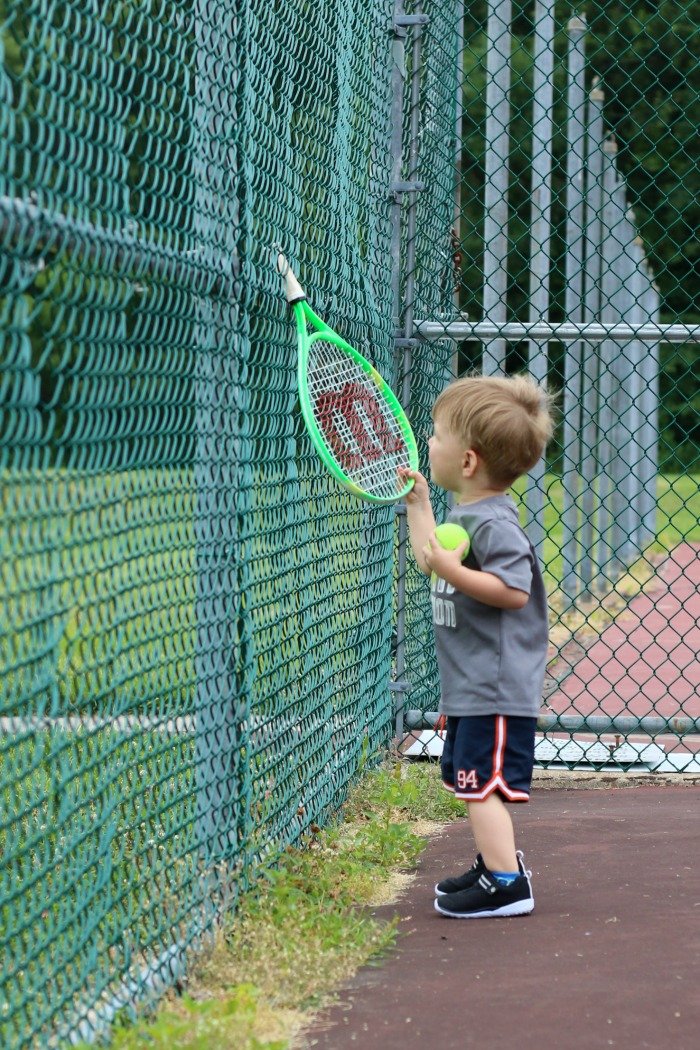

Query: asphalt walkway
left=304, top=784, right=700, bottom=1050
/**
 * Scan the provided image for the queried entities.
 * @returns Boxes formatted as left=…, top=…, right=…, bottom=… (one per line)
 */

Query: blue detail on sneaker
left=492, top=871, right=519, bottom=886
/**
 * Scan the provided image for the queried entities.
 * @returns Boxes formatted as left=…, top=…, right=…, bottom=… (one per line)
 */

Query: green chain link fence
left=0, top=1, right=698, bottom=1046
left=1, top=0, right=401, bottom=1043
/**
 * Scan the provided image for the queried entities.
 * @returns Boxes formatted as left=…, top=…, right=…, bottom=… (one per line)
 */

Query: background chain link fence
left=400, top=1, right=700, bottom=772
left=0, top=0, right=698, bottom=1046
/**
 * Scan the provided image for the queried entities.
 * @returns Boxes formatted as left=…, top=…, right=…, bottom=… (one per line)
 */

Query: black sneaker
left=434, top=870, right=534, bottom=919
left=434, top=850, right=528, bottom=897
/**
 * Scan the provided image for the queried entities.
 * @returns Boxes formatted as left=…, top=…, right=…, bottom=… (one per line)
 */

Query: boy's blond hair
left=432, top=373, right=555, bottom=487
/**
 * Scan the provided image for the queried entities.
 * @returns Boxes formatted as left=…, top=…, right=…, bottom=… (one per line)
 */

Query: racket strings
left=306, top=339, right=411, bottom=500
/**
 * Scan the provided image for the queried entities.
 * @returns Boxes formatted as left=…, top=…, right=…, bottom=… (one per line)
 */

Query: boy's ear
left=461, top=448, right=479, bottom=477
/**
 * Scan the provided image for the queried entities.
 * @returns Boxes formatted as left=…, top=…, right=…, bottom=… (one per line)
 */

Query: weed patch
left=66, top=761, right=462, bottom=1049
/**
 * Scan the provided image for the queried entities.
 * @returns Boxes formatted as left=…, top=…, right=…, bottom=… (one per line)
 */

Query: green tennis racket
left=277, top=253, right=417, bottom=505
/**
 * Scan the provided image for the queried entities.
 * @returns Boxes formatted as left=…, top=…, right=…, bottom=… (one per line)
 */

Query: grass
left=65, top=760, right=464, bottom=1050
left=654, top=472, right=700, bottom=548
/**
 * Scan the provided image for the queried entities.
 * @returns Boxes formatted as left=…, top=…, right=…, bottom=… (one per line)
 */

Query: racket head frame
left=292, top=298, right=418, bottom=505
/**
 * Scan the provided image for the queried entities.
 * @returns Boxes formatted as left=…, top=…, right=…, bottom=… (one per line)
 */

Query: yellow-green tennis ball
left=434, top=522, right=470, bottom=559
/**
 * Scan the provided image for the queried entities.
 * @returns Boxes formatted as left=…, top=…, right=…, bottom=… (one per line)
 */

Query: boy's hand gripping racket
left=277, top=252, right=418, bottom=505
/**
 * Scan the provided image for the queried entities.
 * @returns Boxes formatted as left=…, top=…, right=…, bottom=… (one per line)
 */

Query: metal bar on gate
left=412, top=319, right=700, bottom=342
left=404, top=709, right=700, bottom=736
left=540, top=713, right=700, bottom=736
left=482, top=0, right=512, bottom=374
left=561, top=14, right=587, bottom=598
left=524, top=0, right=556, bottom=556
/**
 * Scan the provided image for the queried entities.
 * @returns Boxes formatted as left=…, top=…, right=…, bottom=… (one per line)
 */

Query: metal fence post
left=610, top=177, right=636, bottom=566
left=453, top=0, right=465, bottom=322
left=193, top=4, right=245, bottom=864
left=561, top=14, right=587, bottom=597
left=598, top=137, right=627, bottom=582
left=390, top=0, right=428, bottom=740
left=482, top=0, right=512, bottom=375
left=617, top=212, right=646, bottom=562
left=525, top=0, right=555, bottom=556
left=580, top=81, right=605, bottom=594
left=391, top=0, right=408, bottom=341
left=638, top=255, right=661, bottom=546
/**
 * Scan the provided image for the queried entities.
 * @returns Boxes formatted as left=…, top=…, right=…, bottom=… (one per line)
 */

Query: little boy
left=398, top=373, right=554, bottom=918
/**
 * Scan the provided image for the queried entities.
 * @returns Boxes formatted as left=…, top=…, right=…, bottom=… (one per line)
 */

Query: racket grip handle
left=277, top=252, right=306, bottom=304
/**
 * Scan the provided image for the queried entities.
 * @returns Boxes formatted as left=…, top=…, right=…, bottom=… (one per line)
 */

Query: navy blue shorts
left=440, top=714, right=537, bottom=802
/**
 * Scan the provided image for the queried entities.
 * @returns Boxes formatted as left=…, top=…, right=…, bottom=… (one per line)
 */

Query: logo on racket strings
left=315, top=381, right=405, bottom=472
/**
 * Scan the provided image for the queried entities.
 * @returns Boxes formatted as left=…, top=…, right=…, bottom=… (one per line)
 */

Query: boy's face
left=428, top=417, right=470, bottom=493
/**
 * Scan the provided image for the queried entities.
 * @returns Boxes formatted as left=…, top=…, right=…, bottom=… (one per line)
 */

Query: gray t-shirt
left=430, top=494, right=548, bottom=717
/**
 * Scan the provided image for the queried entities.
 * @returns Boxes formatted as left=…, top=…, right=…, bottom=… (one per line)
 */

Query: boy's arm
left=397, top=469, right=435, bottom=575
left=423, top=535, right=529, bottom=610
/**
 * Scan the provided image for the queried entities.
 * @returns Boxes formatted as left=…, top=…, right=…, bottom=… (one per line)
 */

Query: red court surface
left=304, top=785, right=700, bottom=1050
left=547, top=544, right=700, bottom=728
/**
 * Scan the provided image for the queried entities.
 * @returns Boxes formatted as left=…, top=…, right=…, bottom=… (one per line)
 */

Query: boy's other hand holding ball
left=424, top=523, right=470, bottom=584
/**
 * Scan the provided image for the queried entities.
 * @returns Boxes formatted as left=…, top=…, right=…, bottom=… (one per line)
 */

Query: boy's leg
left=466, top=793, right=518, bottom=874
left=434, top=715, right=536, bottom=916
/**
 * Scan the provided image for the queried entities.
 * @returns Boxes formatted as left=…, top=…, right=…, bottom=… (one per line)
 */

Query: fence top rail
left=413, top=319, right=700, bottom=343
left=404, top=710, right=700, bottom=736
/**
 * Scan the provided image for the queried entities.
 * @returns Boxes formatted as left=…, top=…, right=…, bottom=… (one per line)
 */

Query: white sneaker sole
left=434, top=897, right=534, bottom=918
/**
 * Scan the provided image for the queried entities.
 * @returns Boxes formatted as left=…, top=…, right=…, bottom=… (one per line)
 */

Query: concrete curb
left=532, top=768, right=700, bottom=789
